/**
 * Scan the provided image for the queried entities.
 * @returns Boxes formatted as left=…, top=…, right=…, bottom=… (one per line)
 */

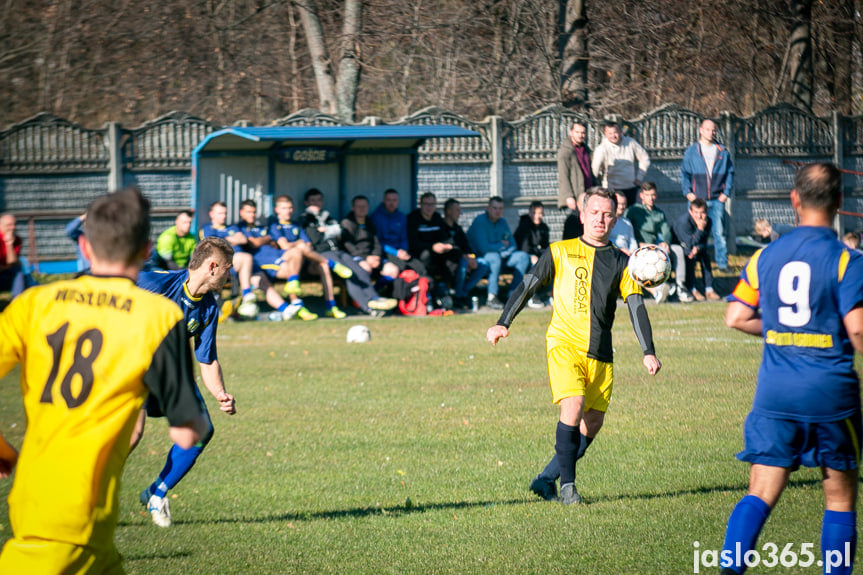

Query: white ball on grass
left=346, top=324, right=371, bottom=343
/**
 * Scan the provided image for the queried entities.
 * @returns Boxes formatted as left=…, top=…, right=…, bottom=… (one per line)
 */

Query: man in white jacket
left=591, top=122, right=651, bottom=208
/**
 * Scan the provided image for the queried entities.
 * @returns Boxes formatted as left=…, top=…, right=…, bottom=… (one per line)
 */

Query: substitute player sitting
left=269, top=195, right=350, bottom=319
left=486, top=188, right=661, bottom=505
left=132, top=237, right=238, bottom=528
left=720, top=162, right=863, bottom=575
left=0, top=187, right=207, bottom=572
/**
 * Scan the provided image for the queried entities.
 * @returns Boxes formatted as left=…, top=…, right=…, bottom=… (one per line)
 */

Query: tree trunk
left=295, top=0, right=337, bottom=114
left=558, top=0, right=588, bottom=108
left=827, top=0, right=854, bottom=114
left=335, top=0, right=362, bottom=123
left=787, top=0, right=813, bottom=111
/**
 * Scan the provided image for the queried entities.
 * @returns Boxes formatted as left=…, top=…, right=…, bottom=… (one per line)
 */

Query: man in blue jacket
left=681, top=119, right=734, bottom=271
left=370, top=188, right=426, bottom=276
left=467, top=196, right=530, bottom=309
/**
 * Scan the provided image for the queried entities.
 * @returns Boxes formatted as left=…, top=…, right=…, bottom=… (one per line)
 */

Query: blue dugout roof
left=194, top=124, right=480, bottom=154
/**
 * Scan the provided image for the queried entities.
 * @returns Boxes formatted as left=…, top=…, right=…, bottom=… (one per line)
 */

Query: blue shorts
left=737, top=411, right=862, bottom=471
left=252, top=245, right=284, bottom=278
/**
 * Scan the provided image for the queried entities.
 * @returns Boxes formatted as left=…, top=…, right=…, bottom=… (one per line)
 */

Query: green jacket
left=156, top=226, right=196, bottom=268
left=623, top=204, right=672, bottom=246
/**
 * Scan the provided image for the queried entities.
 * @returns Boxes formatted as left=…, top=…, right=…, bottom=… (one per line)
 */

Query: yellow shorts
left=0, top=537, right=124, bottom=575
left=547, top=345, right=614, bottom=411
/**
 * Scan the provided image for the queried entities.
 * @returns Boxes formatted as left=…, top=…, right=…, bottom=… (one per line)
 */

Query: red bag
left=395, top=269, right=429, bottom=316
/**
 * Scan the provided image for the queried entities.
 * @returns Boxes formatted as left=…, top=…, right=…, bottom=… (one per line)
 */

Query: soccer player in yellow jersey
left=487, top=188, right=661, bottom=505
left=0, top=187, right=208, bottom=574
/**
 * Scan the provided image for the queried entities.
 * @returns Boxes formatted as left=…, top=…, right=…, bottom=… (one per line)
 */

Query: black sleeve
left=142, top=320, right=205, bottom=426
left=496, top=248, right=555, bottom=328
left=625, top=293, right=656, bottom=356
left=513, top=219, right=529, bottom=253
left=340, top=218, right=362, bottom=256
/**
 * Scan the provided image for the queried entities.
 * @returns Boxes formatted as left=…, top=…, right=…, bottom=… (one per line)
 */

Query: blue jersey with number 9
left=730, top=226, right=863, bottom=422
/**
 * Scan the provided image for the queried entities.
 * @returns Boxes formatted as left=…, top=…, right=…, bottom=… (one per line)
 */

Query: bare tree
left=558, top=0, right=588, bottom=108
left=786, top=0, right=814, bottom=110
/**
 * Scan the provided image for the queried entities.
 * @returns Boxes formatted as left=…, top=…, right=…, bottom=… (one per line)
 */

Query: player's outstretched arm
left=486, top=325, right=509, bottom=345
left=199, top=360, right=237, bottom=415
left=0, top=431, right=18, bottom=478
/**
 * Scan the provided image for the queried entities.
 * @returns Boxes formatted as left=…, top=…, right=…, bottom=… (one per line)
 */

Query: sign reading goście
left=277, top=147, right=339, bottom=164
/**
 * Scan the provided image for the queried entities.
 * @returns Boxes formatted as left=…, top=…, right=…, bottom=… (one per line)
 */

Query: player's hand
left=643, top=354, right=661, bottom=375
left=397, top=249, right=411, bottom=261
left=217, top=392, right=236, bottom=415
left=486, top=325, right=509, bottom=346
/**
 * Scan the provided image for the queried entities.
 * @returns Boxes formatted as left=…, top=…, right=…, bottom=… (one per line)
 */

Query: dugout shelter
left=191, top=125, right=480, bottom=227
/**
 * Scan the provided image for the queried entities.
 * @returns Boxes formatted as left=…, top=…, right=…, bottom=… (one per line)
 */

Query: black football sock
left=576, top=433, right=594, bottom=460
left=555, top=421, right=579, bottom=485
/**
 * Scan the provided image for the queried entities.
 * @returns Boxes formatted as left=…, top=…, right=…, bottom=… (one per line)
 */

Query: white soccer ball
left=628, top=245, right=672, bottom=288
left=236, top=301, right=260, bottom=320
left=346, top=324, right=371, bottom=343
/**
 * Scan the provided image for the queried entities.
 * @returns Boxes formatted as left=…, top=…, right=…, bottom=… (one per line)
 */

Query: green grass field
left=0, top=301, right=853, bottom=574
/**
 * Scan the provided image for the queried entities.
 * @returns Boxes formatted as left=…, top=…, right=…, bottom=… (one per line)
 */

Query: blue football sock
left=822, top=510, right=856, bottom=575
left=555, top=421, right=579, bottom=485
left=326, top=299, right=336, bottom=309
left=150, top=442, right=205, bottom=498
left=288, top=274, right=300, bottom=283
left=327, top=259, right=337, bottom=269
left=278, top=302, right=289, bottom=312
left=242, top=288, right=252, bottom=297
left=721, top=494, right=771, bottom=574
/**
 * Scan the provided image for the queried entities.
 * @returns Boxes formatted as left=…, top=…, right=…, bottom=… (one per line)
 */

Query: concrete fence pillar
left=721, top=111, right=737, bottom=255
left=489, top=115, right=504, bottom=198
left=105, top=122, right=124, bottom=192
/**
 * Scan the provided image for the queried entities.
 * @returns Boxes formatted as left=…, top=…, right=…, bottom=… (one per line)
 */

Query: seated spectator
left=270, top=195, right=349, bottom=319
left=751, top=218, right=780, bottom=245
left=407, top=192, right=462, bottom=306
left=609, top=191, right=638, bottom=255
left=562, top=192, right=584, bottom=240
left=153, top=210, right=196, bottom=269
left=467, top=196, right=530, bottom=309
left=300, top=188, right=397, bottom=317
left=234, top=199, right=319, bottom=320
left=624, top=182, right=674, bottom=303
left=199, top=200, right=259, bottom=311
left=370, top=188, right=427, bottom=277
left=514, top=200, right=551, bottom=308
left=441, top=198, right=489, bottom=310
left=670, top=198, right=719, bottom=302
left=65, top=213, right=89, bottom=271
left=0, top=214, right=37, bottom=299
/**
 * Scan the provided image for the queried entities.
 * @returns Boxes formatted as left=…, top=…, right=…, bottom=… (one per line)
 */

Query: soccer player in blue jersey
left=721, top=163, right=863, bottom=575
left=270, top=195, right=349, bottom=319
left=132, top=236, right=238, bottom=527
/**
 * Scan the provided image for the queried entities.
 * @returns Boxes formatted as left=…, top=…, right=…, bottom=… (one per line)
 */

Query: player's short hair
left=304, top=188, right=323, bottom=202
left=239, top=199, right=257, bottom=210
left=529, top=200, right=544, bottom=212
left=420, top=191, right=436, bottom=203
left=176, top=209, right=194, bottom=219
left=208, top=201, right=227, bottom=211
left=488, top=196, right=504, bottom=206
left=275, top=195, right=293, bottom=205
left=384, top=188, right=399, bottom=197
left=640, top=181, right=657, bottom=193
left=352, top=194, right=369, bottom=205
left=690, top=198, right=707, bottom=211
left=795, top=162, right=841, bottom=212
left=84, top=187, right=151, bottom=265
left=583, top=187, right=618, bottom=213
left=602, top=121, right=620, bottom=131
left=188, top=236, right=234, bottom=271
left=443, top=198, right=460, bottom=212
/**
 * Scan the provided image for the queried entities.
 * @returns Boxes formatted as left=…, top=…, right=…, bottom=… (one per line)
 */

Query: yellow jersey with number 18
left=0, top=275, right=203, bottom=550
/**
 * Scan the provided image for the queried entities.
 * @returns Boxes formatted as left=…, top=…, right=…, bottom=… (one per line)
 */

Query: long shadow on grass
left=119, top=498, right=525, bottom=528
left=584, top=476, right=822, bottom=505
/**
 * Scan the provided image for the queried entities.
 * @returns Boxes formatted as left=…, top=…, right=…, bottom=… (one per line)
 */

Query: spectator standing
left=0, top=214, right=36, bottom=299
left=670, top=198, right=719, bottom=302
left=154, top=210, right=197, bottom=270
left=624, top=183, right=674, bottom=303
left=681, top=119, right=734, bottom=271
left=442, top=198, right=489, bottom=309
left=557, top=122, right=594, bottom=211
left=592, top=122, right=651, bottom=207
left=468, top=196, right=531, bottom=309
